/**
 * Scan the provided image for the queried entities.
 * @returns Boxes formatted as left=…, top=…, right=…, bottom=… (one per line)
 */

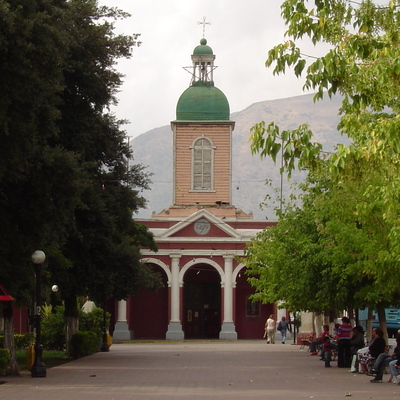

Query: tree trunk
left=366, top=308, right=373, bottom=343
left=314, top=313, right=323, bottom=336
left=2, top=302, right=20, bottom=376
left=347, top=308, right=354, bottom=324
left=376, top=303, right=388, bottom=343
left=64, top=295, right=79, bottom=352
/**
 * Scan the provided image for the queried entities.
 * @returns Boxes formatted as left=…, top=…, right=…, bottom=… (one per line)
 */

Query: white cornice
left=158, top=209, right=243, bottom=239
left=141, top=249, right=245, bottom=257
left=155, top=237, right=251, bottom=243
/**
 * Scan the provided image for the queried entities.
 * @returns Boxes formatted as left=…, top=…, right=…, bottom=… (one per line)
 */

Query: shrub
left=68, top=331, right=99, bottom=359
left=14, top=333, right=34, bottom=349
left=0, top=348, right=11, bottom=375
left=4, top=302, right=111, bottom=353
left=79, top=307, right=110, bottom=342
left=0, top=333, right=33, bottom=350
left=40, top=303, right=110, bottom=351
left=42, top=305, right=65, bottom=350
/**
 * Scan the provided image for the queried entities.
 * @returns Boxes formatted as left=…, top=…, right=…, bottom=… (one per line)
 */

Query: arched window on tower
left=190, top=136, right=215, bottom=191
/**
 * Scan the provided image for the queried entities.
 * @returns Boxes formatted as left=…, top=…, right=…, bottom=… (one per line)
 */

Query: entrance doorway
left=183, top=264, right=221, bottom=339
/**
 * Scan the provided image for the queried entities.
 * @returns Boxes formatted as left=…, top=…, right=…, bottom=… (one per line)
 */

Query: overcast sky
left=100, top=0, right=315, bottom=139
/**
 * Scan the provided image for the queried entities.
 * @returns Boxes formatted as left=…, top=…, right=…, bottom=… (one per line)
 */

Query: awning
left=0, top=284, right=15, bottom=301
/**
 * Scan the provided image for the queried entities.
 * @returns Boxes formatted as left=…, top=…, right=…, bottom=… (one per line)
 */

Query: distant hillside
left=131, top=93, right=346, bottom=220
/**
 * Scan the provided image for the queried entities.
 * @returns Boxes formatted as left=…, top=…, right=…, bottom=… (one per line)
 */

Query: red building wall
left=235, top=273, right=274, bottom=339
left=129, top=265, right=169, bottom=339
left=12, top=304, right=29, bottom=334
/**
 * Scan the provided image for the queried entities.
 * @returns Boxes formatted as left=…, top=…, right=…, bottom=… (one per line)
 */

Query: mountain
left=131, top=93, right=346, bottom=220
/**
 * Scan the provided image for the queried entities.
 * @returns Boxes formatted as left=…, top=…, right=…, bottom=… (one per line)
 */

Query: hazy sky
left=100, top=0, right=315, bottom=139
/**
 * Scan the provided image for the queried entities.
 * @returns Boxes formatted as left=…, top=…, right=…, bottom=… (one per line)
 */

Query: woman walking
left=265, top=314, right=276, bottom=344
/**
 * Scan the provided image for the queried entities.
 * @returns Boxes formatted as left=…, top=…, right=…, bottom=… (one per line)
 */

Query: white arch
left=179, top=258, right=225, bottom=285
left=189, top=134, right=216, bottom=149
left=232, top=262, right=247, bottom=287
left=141, top=257, right=172, bottom=284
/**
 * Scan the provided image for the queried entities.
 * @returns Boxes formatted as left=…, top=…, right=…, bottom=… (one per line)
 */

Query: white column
left=223, top=256, right=233, bottom=322
left=113, top=299, right=131, bottom=341
left=118, top=299, right=127, bottom=322
left=170, top=255, right=180, bottom=322
left=219, top=255, right=237, bottom=340
left=166, top=254, right=184, bottom=340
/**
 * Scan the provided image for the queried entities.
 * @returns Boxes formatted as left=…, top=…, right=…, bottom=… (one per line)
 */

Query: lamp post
left=31, top=250, right=46, bottom=378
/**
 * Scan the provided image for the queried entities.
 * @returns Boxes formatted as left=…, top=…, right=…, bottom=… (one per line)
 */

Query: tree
left=45, top=0, right=157, bottom=345
left=0, top=0, right=85, bottom=375
left=0, top=0, right=157, bottom=374
left=244, top=162, right=400, bottom=330
left=250, top=0, right=400, bottom=182
left=247, top=0, right=400, bottom=329
left=244, top=169, right=361, bottom=314
left=245, top=202, right=333, bottom=312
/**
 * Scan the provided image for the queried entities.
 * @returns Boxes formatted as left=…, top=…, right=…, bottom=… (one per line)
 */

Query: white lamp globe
left=31, top=250, right=46, bottom=264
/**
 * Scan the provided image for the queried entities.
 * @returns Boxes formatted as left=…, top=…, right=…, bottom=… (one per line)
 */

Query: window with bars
left=192, top=136, right=214, bottom=191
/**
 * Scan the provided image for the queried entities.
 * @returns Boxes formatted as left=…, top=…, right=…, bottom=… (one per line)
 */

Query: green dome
left=193, top=38, right=213, bottom=55
left=176, top=81, right=230, bottom=121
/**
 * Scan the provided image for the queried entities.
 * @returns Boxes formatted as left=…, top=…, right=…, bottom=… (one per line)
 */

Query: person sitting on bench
left=309, top=325, right=330, bottom=355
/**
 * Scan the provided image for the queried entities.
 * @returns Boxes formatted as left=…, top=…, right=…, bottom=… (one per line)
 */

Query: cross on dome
left=197, top=16, right=211, bottom=37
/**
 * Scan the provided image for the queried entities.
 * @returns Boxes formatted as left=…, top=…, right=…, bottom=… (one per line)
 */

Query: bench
left=298, top=334, right=315, bottom=350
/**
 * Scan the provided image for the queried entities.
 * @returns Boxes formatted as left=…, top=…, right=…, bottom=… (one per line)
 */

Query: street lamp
left=31, top=250, right=46, bottom=378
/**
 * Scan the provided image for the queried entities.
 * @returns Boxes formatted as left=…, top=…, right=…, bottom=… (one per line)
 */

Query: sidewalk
left=1, top=341, right=398, bottom=400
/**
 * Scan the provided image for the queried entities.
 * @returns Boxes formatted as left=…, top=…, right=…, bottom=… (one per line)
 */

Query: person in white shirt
left=265, top=314, right=276, bottom=344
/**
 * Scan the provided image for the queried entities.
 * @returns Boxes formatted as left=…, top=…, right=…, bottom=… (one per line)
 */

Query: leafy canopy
left=245, top=0, right=400, bottom=314
left=0, top=0, right=158, bottom=305
left=250, top=0, right=400, bottom=177
left=245, top=162, right=400, bottom=313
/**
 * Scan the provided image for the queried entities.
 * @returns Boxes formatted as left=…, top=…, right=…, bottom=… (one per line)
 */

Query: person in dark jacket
left=277, top=316, right=289, bottom=344
left=369, top=333, right=400, bottom=383
left=358, top=327, right=386, bottom=374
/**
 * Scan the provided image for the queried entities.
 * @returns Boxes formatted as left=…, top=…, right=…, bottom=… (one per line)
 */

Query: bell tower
left=170, top=38, right=235, bottom=214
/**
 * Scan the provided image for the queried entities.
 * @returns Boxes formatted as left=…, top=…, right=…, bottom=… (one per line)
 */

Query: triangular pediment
left=160, top=209, right=242, bottom=239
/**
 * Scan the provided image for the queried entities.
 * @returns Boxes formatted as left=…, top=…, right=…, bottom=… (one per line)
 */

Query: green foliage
left=245, top=162, right=400, bottom=315
left=250, top=121, right=323, bottom=177
left=252, top=0, right=400, bottom=176
left=0, top=0, right=159, bottom=356
left=0, top=0, right=85, bottom=306
left=43, top=0, right=160, bottom=310
left=14, top=334, right=34, bottom=350
left=244, top=192, right=341, bottom=312
left=40, top=303, right=111, bottom=350
left=42, top=305, right=66, bottom=351
left=68, top=331, right=99, bottom=359
left=79, top=307, right=111, bottom=341
left=0, top=348, right=11, bottom=375
left=246, top=1, right=400, bottom=317
left=0, top=333, right=34, bottom=350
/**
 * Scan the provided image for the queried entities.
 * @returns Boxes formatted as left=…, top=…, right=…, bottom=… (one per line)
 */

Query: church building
left=112, top=38, right=276, bottom=340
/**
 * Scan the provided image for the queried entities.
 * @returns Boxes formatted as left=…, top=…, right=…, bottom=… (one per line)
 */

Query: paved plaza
left=1, top=340, right=399, bottom=400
